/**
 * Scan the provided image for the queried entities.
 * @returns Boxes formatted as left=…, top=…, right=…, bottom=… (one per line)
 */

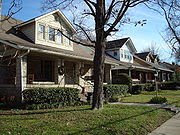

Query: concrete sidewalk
left=149, top=112, right=180, bottom=135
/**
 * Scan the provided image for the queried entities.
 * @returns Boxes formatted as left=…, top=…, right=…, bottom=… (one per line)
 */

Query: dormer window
left=49, top=27, right=55, bottom=41
left=38, top=24, right=45, bottom=40
left=114, top=51, right=117, bottom=56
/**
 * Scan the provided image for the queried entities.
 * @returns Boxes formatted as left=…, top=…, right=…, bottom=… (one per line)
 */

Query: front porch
left=112, top=68, right=155, bottom=84
left=0, top=51, right=112, bottom=102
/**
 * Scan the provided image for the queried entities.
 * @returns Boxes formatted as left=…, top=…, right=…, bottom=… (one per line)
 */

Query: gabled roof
left=106, top=37, right=137, bottom=53
left=106, top=38, right=129, bottom=49
left=14, top=9, right=76, bottom=33
left=135, top=52, right=151, bottom=60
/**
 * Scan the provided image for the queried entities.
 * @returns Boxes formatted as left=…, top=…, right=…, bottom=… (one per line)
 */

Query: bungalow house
left=136, top=52, right=174, bottom=82
left=106, top=38, right=174, bottom=83
left=0, top=10, right=118, bottom=102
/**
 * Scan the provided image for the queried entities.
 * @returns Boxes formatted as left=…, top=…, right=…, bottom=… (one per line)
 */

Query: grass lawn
left=0, top=104, right=173, bottom=135
left=121, top=90, right=180, bottom=107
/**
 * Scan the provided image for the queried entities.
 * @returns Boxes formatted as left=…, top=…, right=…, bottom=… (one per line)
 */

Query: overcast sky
left=2, top=0, right=174, bottom=63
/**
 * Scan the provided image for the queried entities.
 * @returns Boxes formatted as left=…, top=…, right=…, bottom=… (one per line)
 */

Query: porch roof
left=111, top=55, right=155, bottom=72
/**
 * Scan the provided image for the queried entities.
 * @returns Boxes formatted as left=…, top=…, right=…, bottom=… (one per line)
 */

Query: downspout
left=18, top=50, right=30, bottom=101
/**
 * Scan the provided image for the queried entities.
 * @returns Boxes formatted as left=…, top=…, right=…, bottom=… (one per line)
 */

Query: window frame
left=38, top=24, right=46, bottom=40
left=48, top=27, right=56, bottom=42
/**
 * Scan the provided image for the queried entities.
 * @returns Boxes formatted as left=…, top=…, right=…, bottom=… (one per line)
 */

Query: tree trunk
left=92, top=0, right=105, bottom=110
left=92, top=40, right=105, bottom=110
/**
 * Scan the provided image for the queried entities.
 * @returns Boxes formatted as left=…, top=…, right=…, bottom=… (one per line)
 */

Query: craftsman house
left=106, top=38, right=174, bottom=83
left=136, top=52, right=174, bottom=82
left=0, top=10, right=118, bottom=101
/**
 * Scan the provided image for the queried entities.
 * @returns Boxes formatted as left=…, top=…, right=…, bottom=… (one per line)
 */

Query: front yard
left=121, top=90, right=180, bottom=107
left=0, top=104, right=173, bottom=135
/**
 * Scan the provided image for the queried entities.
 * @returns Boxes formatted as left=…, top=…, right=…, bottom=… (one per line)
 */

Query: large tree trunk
left=92, top=40, right=105, bottom=109
left=92, top=0, right=105, bottom=110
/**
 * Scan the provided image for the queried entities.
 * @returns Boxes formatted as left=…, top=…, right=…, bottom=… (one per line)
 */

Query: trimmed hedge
left=104, top=84, right=129, bottom=102
left=112, top=73, right=132, bottom=85
left=22, top=87, right=80, bottom=108
left=131, top=84, right=145, bottom=94
left=131, top=83, right=156, bottom=94
left=144, top=83, right=156, bottom=91
left=160, top=81, right=180, bottom=90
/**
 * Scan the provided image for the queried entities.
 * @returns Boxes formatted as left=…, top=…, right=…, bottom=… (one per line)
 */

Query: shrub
left=109, top=95, right=120, bottom=102
left=112, top=73, right=132, bottom=85
left=144, top=83, right=154, bottom=91
left=22, top=87, right=80, bottom=109
left=149, top=96, right=167, bottom=104
left=104, top=84, right=129, bottom=102
left=160, top=81, right=180, bottom=90
left=131, top=84, right=145, bottom=94
left=112, top=73, right=132, bottom=93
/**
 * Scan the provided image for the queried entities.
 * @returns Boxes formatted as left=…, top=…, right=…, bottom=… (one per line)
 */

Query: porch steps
left=79, top=93, right=88, bottom=102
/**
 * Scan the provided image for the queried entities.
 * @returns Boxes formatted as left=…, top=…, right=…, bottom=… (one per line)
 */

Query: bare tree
left=0, top=0, right=22, bottom=22
left=146, top=0, right=180, bottom=62
left=142, top=42, right=160, bottom=55
left=41, top=0, right=149, bottom=110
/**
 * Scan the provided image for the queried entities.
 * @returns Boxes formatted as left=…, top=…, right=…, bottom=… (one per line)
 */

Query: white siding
left=35, top=13, right=73, bottom=51
left=106, top=43, right=133, bottom=63
left=106, top=49, right=120, bottom=60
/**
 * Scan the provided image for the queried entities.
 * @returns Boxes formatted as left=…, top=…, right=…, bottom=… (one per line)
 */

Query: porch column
left=145, top=73, right=148, bottom=83
left=16, top=56, right=27, bottom=102
left=105, top=65, right=111, bottom=84
left=167, top=73, right=170, bottom=81
left=55, top=59, right=65, bottom=86
left=75, top=62, right=80, bottom=85
left=128, top=69, right=131, bottom=78
left=109, top=68, right=112, bottom=84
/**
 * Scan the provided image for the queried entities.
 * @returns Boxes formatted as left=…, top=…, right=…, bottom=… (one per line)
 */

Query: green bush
left=109, top=95, right=120, bottom=102
left=112, top=73, right=132, bottom=85
left=149, top=96, right=167, bottom=104
left=160, top=81, right=180, bottom=90
left=104, top=84, right=129, bottom=102
left=131, top=84, right=145, bottom=94
left=22, top=87, right=80, bottom=109
left=144, top=83, right=156, bottom=91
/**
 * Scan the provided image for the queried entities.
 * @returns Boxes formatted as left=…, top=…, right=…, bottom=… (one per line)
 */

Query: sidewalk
left=148, top=112, right=180, bottom=135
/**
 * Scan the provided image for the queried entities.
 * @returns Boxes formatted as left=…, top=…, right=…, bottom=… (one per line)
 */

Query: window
left=38, top=24, right=45, bottom=39
left=69, top=35, right=73, bottom=46
left=121, top=53, right=123, bottom=58
left=49, top=27, right=55, bottom=41
left=56, top=31, right=61, bottom=44
left=129, top=55, right=132, bottom=60
left=114, top=51, right=117, bottom=56
left=120, top=49, right=124, bottom=58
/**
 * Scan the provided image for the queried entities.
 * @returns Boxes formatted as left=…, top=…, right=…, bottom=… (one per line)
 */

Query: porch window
left=49, top=27, right=55, bottom=41
left=38, top=24, right=45, bottom=40
left=64, top=62, right=79, bottom=84
left=27, top=58, right=54, bottom=82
